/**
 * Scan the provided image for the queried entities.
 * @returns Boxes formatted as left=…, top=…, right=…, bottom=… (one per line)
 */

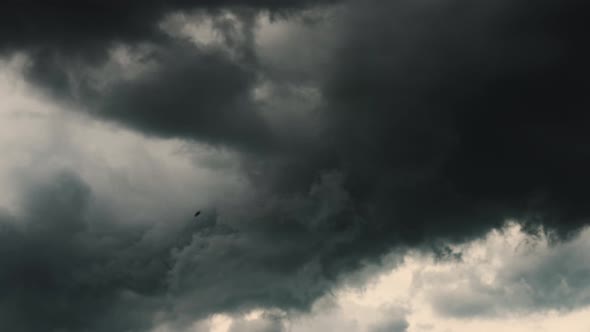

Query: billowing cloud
left=0, top=70, right=364, bottom=329
left=0, top=0, right=337, bottom=55
left=0, top=0, right=589, bottom=331
left=425, top=225, right=590, bottom=318
left=0, top=170, right=174, bottom=331
left=4, top=1, right=336, bottom=153
left=315, top=224, right=590, bottom=332
left=165, top=224, right=590, bottom=331
left=315, top=0, right=590, bottom=240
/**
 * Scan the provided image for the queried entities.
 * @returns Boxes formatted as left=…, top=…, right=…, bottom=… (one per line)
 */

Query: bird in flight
left=194, top=210, right=201, bottom=217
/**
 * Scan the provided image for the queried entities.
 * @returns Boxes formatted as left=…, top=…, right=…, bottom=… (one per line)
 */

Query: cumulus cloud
left=175, top=224, right=590, bottom=331
left=424, top=225, right=590, bottom=318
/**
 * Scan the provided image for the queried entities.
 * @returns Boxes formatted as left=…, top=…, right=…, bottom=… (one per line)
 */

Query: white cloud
left=160, top=12, right=223, bottom=47
left=163, top=223, right=590, bottom=332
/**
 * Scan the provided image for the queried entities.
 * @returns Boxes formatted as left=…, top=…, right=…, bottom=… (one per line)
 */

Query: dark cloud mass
left=369, top=308, right=409, bottom=332
left=0, top=0, right=336, bottom=54
left=319, top=0, right=590, bottom=241
left=0, top=171, right=189, bottom=331
left=370, top=319, right=409, bottom=332
left=0, top=170, right=356, bottom=331
left=3, top=0, right=336, bottom=152
left=1, top=0, right=590, bottom=330
left=97, top=43, right=276, bottom=151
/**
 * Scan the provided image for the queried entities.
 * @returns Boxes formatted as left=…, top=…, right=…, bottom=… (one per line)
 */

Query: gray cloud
left=7, top=1, right=336, bottom=154
left=315, top=0, right=590, bottom=241
left=368, top=308, right=409, bottom=332
left=0, top=0, right=338, bottom=57
left=163, top=171, right=367, bottom=321
left=23, top=24, right=276, bottom=154
left=95, top=43, right=274, bottom=151
left=0, top=167, right=366, bottom=331
left=232, top=1, right=590, bottom=318
left=0, top=171, right=165, bottom=331
left=0, top=0, right=590, bottom=330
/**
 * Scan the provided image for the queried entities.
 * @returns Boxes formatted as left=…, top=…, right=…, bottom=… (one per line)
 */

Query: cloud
left=1, top=0, right=590, bottom=330
left=163, top=171, right=369, bottom=321
left=0, top=166, right=365, bottom=331
left=3, top=1, right=337, bottom=154
left=227, top=312, right=286, bottom=332
left=0, top=75, right=362, bottom=328
left=425, top=225, right=590, bottom=318
left=284, top=224, right=590, bottom=332
left=0, top=0, right=338, bottom=57
left=0, top=67, right=366, bottom=330
left=224, top=1, right=590, bottom=319
left=0, top=170, right=172, bottom=331
left=368, top=307, right=409, bottom=332
left=315, top=0, right=590, bottom=239
left=21, top=29, right=275, bottom=153
left=95, top=42, right=274, bottom=151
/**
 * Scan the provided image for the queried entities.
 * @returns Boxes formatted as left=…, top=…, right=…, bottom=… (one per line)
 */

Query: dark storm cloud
left=314, top=0, right=590, bottom=242
left=95, top=42, right=276, bottom=151
left=233, top=0, right=590, bottom=320
left=0, top=170, right=362, bottom=331
left=0, top=171, right=195, bottom=331
left=2, top=0, right=336, bottom=152
left=0, top=0, right=337, bottom=56
left=1, top=0, right=590, bottom=330
left=164, top=171, right=366, bottom=321
left=22, top=22, right=278, bottom=153
left=233, top=0, right=590, bottom=304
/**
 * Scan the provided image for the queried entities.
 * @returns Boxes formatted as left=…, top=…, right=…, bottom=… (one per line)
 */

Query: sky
left=0, top=1, right=589, bottom=331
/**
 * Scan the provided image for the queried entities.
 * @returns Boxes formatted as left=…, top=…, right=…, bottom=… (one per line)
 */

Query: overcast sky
left=0, top=1, right=589, bottom=331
